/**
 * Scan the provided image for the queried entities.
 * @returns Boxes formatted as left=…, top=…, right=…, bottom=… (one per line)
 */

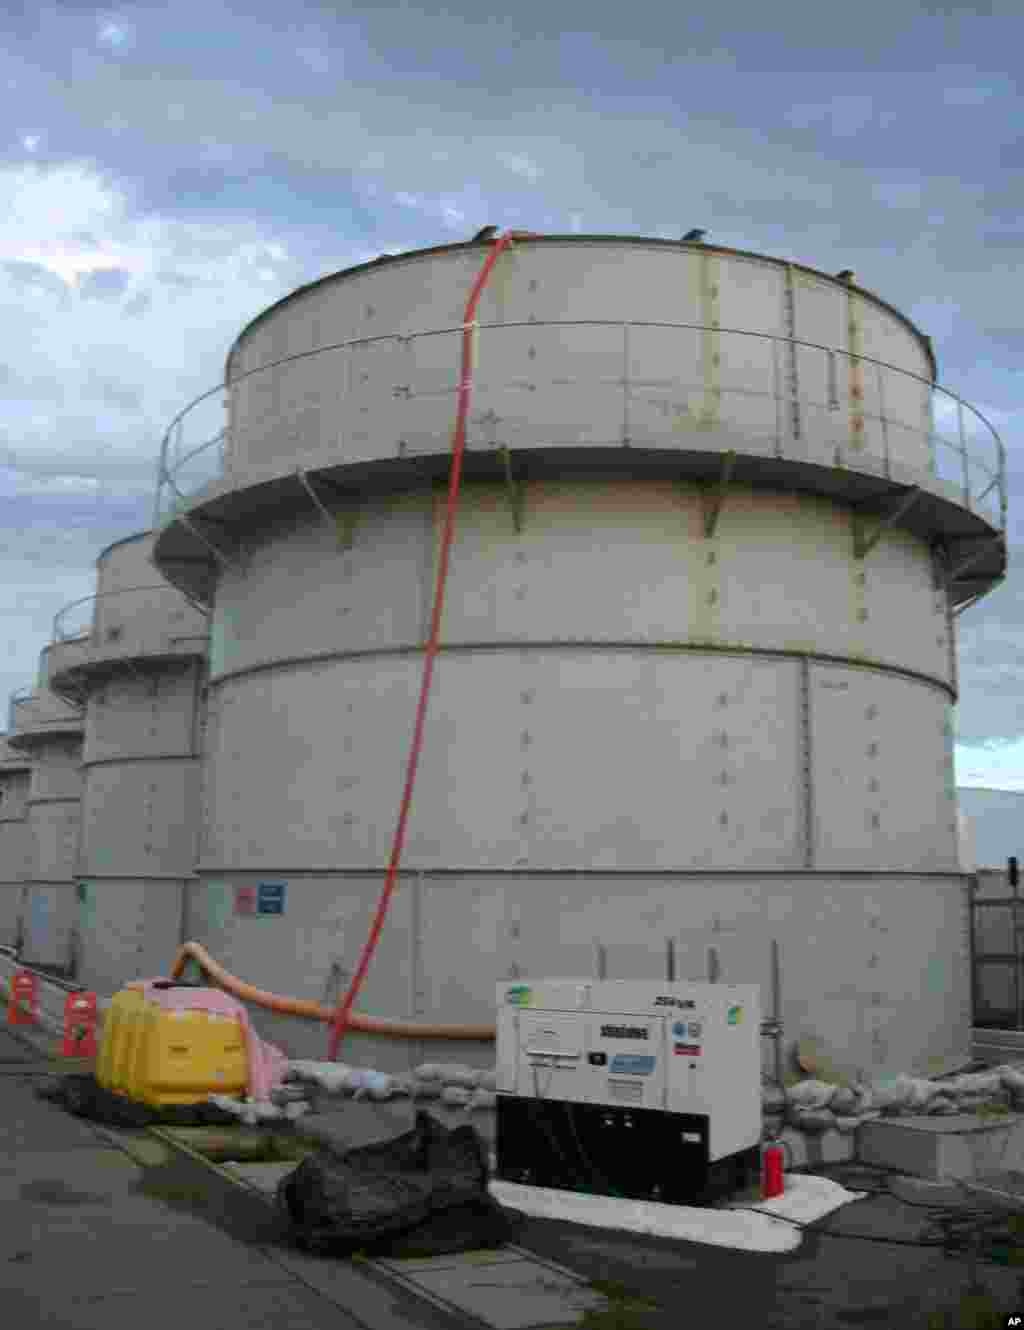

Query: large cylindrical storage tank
left=153, top=236, right=1007, bottom=1078
left=0, top=737, right=33, bottom=949
left=7, top=648, right=85, bottom=970
left=49, top=531, right=209, bottom=993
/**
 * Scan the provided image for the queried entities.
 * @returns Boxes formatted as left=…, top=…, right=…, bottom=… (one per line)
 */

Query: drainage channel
left=147, top=1123, right=609, bottom=1330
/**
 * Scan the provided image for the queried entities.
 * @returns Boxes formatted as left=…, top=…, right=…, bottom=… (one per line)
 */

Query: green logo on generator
left=506, top=986, right=532, bottom=1006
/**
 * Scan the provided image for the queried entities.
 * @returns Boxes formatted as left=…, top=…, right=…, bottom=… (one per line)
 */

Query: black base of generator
left=495, top=1094, right=762, bottom=1207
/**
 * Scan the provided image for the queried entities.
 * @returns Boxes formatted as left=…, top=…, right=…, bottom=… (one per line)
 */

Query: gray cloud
left=0, top=0, right=1020, bottom=784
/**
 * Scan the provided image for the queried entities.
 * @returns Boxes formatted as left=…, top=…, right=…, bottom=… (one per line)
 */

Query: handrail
left=6, top=687, right=82, bottom=736
left=53, top=584, right=200, bottom=642
left=6, top=687, right=33, bottom=735
left=153, top=318, right=1007, bottom=538
left=169, top=941, right=495, bottom=1040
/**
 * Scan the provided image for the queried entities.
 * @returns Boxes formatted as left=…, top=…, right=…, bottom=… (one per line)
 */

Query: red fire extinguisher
left=762, top=1143, right=785, bottom=1199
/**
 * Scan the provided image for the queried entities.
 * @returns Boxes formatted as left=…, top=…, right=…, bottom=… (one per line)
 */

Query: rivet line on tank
left=799, top=658, right=814, bottom=869
left=782, top=266, right=801, bottom=443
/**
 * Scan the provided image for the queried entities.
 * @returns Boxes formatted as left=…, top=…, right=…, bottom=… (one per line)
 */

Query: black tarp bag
left=275, top=1109, right=518, bottom=1256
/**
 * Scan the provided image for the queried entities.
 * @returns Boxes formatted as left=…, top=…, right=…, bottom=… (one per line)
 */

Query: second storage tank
left=49, top=531, right=210, bottom=992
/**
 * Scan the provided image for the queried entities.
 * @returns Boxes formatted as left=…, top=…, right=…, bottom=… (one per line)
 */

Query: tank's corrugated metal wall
left=0, top=767, right=32, bottom=947
left=67, top=532, right=206, bottom=995
left=22, top=735, right=83, bottom=967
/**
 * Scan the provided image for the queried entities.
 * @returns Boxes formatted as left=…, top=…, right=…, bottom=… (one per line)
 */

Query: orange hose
left=327, top=231, right=533, bottom=1060
left=169, top=941, right=495, bottom=1040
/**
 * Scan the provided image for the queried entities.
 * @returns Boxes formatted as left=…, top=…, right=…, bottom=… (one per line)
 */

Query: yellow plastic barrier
left=129, top=1005, right=248, bottom=1108
left=96, top=988, right=148, bottom=1093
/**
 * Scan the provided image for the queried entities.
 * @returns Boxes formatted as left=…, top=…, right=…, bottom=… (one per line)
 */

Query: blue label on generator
left=609, top=1054, right=656, bottom=1076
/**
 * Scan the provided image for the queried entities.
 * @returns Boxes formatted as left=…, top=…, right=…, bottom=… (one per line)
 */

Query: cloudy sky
left=2, top=0, right=1021, bottom=787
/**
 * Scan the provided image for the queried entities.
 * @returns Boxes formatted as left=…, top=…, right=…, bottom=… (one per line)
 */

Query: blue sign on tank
left=257, top=882, right=286, bottom=915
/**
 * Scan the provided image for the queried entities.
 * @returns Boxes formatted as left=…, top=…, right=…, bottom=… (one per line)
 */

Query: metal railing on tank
left=6, top=686, right=33, bottom=736
left=51, top=585, right=209, bottom=649
left=5, top=686, right=81, bottom=736
left=153, top=319, right=1007, bottom=540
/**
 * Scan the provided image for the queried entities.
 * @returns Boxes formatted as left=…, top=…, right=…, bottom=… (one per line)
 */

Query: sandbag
left=1000, top=1067, right=1024, bottom=1097
left=441, top=1086, right=473, bottom=1108
left=286, top=1062, right=411, bottom=1102
left=285, top=1062, right=361, bottom=1095
left=828, top=1086, right=859, bottom=1115
left=210, top=1094, right=280, bottom=1123
left=414, top=1063, right=481, bottom=1089
left=955, top=1092, right=1006, bottom=1113
left=785, top=1080, right=837, bottom=1111
left=870, top=1074, right=939, bottom=1113
left=275, top=1110, right=514, bottom=1255
left=946, top=1072, right=1003, bottom=1098
left=351, top=1071, right=399, bottom=1102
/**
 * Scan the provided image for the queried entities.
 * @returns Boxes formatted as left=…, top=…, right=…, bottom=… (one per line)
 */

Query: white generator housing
left=495, top=979, right=763, bottom=1205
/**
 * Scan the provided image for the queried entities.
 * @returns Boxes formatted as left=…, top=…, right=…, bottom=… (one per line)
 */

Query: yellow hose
left=169, top=942, right=496, bottom=1041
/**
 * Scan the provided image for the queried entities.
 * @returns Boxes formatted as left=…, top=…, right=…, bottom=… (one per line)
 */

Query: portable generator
left=494, top=978, right=763, bottom=1206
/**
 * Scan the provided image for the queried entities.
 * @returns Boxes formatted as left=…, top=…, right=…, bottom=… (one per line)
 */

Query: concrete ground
left=0, top=1027, right=478, bottom=1330
left=296, top=1099, right=1024, bottom=1329
left=4, top=1027, right=1024, bottom=1329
